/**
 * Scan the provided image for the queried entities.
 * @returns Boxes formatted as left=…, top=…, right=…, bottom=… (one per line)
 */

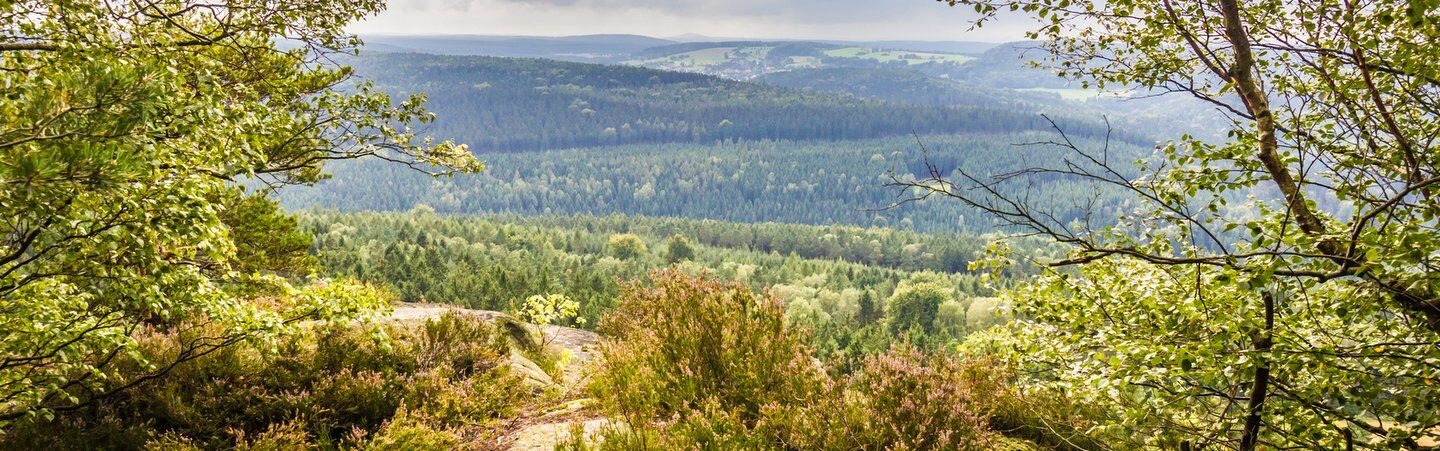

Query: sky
left=351, top=0, right=1036, bottom=42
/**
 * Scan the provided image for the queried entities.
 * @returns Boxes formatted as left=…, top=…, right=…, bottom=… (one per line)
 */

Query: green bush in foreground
left=581, top=269, right=1007, bottom=449
left=0, top=313, right=536, bottom=450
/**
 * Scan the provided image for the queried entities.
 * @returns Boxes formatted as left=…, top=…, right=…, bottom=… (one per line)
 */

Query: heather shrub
left=233, top=421, right=318, bottom=451
left=585, top=269, right=1006, bottom=449
left=589, top=270, right=829, bottom=445
left=593, top=270, right=828, bottom=428
left=0, top=312, right=535, bottom=449
left=845, top=346, right=1000, bottom=450
left=357, top=408, right=463, bottom=450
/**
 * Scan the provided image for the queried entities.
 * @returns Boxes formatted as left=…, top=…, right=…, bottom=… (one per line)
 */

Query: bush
left=0, top=312, right=535, bottom=449
left=592, top=269, right=826, bottom=430
left=606, top=234, right=647, bottom=260
left=357, top=408, right=463, bottom=450
left=585, top=269, right=1005, bottom=449
left=846, top=347, right=1000, bottom=450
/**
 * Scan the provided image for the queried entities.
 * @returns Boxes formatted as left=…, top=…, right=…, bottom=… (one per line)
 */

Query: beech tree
left=909, top=0, right=1440, bottom=448
left=0, top=0, right=480, bottom=425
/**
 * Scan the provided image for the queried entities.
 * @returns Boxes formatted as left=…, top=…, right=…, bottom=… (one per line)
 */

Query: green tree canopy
left=885, top=272, right=954, bottom=335
left=664, top=234, right=697, bottom=264
left=925, top=0, right=1440, bottom=448
left=0, top=0, right=480, bottom=425
left=607, top=233, right=648, bottom=260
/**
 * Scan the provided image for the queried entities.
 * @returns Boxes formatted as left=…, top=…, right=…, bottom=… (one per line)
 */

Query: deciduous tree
left=0, top=0, right=480, bottom=425
left=918, top=0, right=1440, bottom=447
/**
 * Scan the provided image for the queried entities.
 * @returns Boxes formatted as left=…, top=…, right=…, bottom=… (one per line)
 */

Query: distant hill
left=357, top=34, right=999, bottom=79
left=667, top=34, right=1000, bottom=54
left=758, top=66, right=1230, bottom=141
left=824, top=40, right=997, bottom=55
left=360, top=34, right=675, bottom=62
left=946, top=40, right=1072, bottom=88
left=349, top=52, right=1107, bottom=152
left=755, top=67, right=1059, bottom=109
left=624, top=40, right=977, bottom=80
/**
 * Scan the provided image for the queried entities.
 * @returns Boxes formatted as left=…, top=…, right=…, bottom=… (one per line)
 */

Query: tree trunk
left=1239, top=292, right=1275, bottom=451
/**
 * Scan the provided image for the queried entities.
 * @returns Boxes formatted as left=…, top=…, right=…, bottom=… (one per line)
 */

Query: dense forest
left=757, top=66, right=1232, bottom=142
left=349, top=52, right=1126, bottom=151
left=281, top=133, right=1144, bottom=233
left=302, top=210, right=1043, bottom=358
left=756, top=67, right=1059, bottom=108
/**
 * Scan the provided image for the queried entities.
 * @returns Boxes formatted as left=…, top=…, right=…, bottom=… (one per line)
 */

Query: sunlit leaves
left=0, top=0, right=479, bottom=425
left=941, top=0, right=1440, bottom=446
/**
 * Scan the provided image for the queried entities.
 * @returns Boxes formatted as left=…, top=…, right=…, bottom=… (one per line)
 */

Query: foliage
left=581, top=270, right=1005, bottom=449
left=928, top=0, right=1440, bottom=447
left=592, top=270, right=826, bottom=427
left=605, top=234, right=647, bottom=260
left=0, top=312, right=534, bottom=449
left=0, top=0, right=480, bottom=425
left=357, top=408, right=464, bottom=451
left=662, top=234, right=696, bottom=264
left=886, top=271, right=959, bottom=336
left=218, top=189, right=319, bottom=278
left=844, top=347, right=1000, bottom=450
left=302, top=211, right=1029, bottom=361
left=969, top=258, right=1440, bottom=449
left=511, top=294, right=585, bottom=329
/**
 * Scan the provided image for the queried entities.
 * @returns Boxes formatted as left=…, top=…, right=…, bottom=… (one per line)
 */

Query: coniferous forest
left=3, top=1, right=1439, bottom=450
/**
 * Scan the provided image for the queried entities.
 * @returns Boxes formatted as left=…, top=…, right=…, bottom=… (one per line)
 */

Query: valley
left=7, top=2, right=1436, bottom=449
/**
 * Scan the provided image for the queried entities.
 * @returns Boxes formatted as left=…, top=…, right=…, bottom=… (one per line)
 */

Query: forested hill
left=754, top=67, right=1231, bottom=141
left=754, top=67, right=1060, bottom=109
left=350, top=52, right=1120, bottom=152
left=280, top=133, right=1142, bottom=233
left=360, top=34, right=675, bottom=61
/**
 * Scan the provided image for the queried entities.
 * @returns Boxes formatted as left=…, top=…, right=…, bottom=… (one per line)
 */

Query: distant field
left=788, top=56, right=820, bottom=67
left=632, top=46, right=774, bottom=70
left=823, top=47, right=975, bottom=65
left=675, top=47, right=736, bottom=64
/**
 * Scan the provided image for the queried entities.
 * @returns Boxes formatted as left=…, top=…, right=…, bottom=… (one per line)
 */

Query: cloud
left=356, top=0, right=1036, bottom=41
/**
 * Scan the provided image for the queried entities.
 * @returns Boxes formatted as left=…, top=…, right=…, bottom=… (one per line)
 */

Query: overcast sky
left=352, top=0, right=1036, bottom=42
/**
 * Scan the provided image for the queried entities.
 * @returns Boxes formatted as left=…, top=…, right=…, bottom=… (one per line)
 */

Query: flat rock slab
left=388, top=303, right=601, bottom=389
left=507, top=418, right=614, bottom=451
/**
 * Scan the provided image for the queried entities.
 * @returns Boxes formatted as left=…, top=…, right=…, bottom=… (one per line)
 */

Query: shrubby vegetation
left=0, top=313, right=543, bottom=449
left=11, top=0, right=1435, bottom=449
left=575, top=270, right=1013, bottom=449
left=0, top=0, right=479, bottom=426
